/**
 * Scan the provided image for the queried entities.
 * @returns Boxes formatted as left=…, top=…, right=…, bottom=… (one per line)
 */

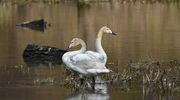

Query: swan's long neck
left=79, top=39, right=86, bottom=52
left=96, top=29, right=107, bottom=62
left=62, top=40, right=86, bottom=63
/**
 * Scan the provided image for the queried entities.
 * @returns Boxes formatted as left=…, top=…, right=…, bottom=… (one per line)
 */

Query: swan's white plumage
left=63, top=26, right=115, bottom=78
left=69, top=53, right=110, bottom=76
left=85, top=51, right=105, bottom=63
left=87, top=69, right=111, bottom=74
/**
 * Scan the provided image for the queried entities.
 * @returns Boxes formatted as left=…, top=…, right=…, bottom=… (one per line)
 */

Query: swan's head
left=101, top=26, right=117, bottom=35
left=68, top=38, right=82, bottom=49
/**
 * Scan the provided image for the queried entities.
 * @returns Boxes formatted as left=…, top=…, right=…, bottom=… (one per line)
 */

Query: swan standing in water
left=63, top=26, right=116, bottom=84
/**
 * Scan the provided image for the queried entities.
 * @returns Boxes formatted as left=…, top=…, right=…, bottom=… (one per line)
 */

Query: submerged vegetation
left=0, top=59, right=179, bottom=99
left=2, top=60, right=178, bottom=93
left=108, top=60, right=180, bottom=93
left=29, top=60, right=180, bottom=96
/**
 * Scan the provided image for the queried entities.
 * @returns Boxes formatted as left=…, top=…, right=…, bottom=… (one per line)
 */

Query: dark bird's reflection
left=65, top=83, right=109, bottom=100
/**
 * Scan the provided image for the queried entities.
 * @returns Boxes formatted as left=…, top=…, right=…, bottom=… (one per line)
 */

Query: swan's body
left=62, top=38, right=111, bottom=77
left=62, top=26, right=116, bottom=84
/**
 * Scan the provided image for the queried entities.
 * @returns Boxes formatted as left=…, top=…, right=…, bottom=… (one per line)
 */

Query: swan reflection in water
left=65, top=83, right=109, bottom=100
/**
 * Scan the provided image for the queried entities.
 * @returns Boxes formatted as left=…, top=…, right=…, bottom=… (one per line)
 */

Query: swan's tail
left=87, top=68, right=112, bottom=74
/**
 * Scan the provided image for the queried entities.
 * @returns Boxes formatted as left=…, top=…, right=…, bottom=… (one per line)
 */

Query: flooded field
left=0, top=1, right=180, bottom=100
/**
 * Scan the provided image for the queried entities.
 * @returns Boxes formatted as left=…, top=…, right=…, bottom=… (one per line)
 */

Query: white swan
left=62, top=38, right=112, bottom=84
left=86, top=26, right=116, bottom=64
left=62, top=38, right=86, bottom=72
left=62, top=26, right=116, bottom=84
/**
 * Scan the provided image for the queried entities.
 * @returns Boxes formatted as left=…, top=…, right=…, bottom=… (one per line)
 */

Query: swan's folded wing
left=70, top=53, right=105, bottom=70
left=70, top=53, right=92, bottom=63
left=85, top=51, right=105, bottom=63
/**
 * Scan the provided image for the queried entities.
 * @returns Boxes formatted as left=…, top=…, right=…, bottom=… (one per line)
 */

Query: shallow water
left=0, top=1, right=180, bottom=100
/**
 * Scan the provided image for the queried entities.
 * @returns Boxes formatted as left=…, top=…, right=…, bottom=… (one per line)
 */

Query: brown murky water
left=0, top=1, right=180, bottom=100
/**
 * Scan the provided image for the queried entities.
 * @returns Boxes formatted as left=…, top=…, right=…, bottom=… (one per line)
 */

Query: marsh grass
left=27, top=60, right=180, bottom=94
left=0, top=59, right=179, bottom=94
left=50, top=60, right=180, bottom=94
left=105, top=60, right=180, bottom=94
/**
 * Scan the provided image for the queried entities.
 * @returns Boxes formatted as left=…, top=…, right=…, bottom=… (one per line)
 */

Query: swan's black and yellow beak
left=112, top=32, right=117, bottom=35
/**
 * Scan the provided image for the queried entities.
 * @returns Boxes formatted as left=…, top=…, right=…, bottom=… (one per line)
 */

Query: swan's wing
left=70, top=53, right=106, bottom=71
left=70, top=53, right=93, bottom=64
left=85, top=51, right=105, bottom=63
